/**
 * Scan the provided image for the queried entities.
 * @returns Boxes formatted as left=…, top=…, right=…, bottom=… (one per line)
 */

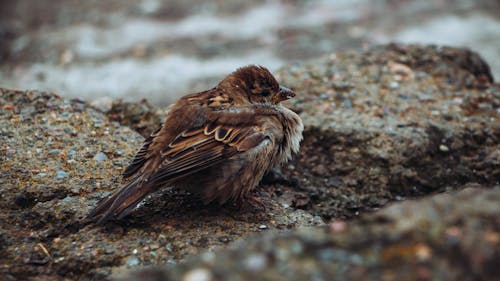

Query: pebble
left=182, top=268, right=212, bottom=281
left=389, top=81, right=399, bottom=89
left=124, top=256, right=140, bottom=266
left=243, top=254, right=267, bottom=271
left=93, top=152, right=108, bottom=161
left=342, top=98, right=352, bottom=109
left=64, top=128, right=78, bottom=136
left=165, top=243, right=173, bottom=253
left=55, top=170, right=68, bottom=179
left=330, top=220, right=347, bottom=233
left=290, top=240, right=304, bottom=254
left=48, top=149, right=61, bottom=155
left=218, top=236, right=230, bottom=243
left=258, top=225, right=268, bottom=230
left=104, top=247, right=115, bottom=254
left=439, top=144, right=450, bottom=152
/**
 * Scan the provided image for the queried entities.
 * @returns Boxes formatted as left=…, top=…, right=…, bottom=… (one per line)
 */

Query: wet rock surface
left=126, top=187, right=500, bottom=281
left=0, top=44, right=499, bottom=280
left=278, top=44, right=498, bottom=220
left=0, top=89, right=321, bottom=281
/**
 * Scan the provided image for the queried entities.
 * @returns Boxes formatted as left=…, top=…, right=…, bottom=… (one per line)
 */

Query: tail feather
left=87, top=176, right=155, bottom=224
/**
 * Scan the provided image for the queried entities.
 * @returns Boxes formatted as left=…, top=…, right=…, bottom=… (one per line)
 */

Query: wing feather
left=149, top=123, right=267, bottom=184
left=122, top=107, right=274, bottom=185
left=122, top=125, right=162, bottom=178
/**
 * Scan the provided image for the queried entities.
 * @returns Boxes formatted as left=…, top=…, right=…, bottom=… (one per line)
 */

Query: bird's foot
left=242, top=193, right=267, bottom=211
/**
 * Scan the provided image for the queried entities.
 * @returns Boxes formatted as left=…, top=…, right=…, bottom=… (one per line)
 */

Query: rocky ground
left=125, top=187, right=500, bottom=281
left=0, top=44, right=499, bottom=281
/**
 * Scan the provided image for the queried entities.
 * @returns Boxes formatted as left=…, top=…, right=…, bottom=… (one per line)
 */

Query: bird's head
left=218, top=65, right=295, bottom=105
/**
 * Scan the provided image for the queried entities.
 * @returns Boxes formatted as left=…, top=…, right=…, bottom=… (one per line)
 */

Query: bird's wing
left=122, top=125, right=162, bottom=179
left=123, top=104, right=268, bottom=180
left=88, top=115, right=269, bottom=223
left=148, top=121, right=268, bottom=185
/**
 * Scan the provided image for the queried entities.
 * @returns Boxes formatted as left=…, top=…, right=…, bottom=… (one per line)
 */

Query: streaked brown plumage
left=87, top=65, right=304, bottom=224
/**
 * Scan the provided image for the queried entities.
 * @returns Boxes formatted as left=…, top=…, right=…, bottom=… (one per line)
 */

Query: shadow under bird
left=87, top=65, right=304, bottom=224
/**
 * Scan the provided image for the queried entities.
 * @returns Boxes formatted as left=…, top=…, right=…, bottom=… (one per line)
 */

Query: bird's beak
left=273, top=86, right=296, bottom=104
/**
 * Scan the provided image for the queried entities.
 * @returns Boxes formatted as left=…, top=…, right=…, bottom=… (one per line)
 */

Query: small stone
left=388, top=81, right=399, bottom=89
left=182, top=268, right=212, bottom=281
left=200, top=252, right=215, bottom=263
left=341, top=98, right=352, bottom=109
left=55, top=170, right=68, bottom=179
left=124, top=256, right=140, bottom=267
left=218, top=236, right=229, bottom=243
left=312, top=216, right=324, bottom=225
left=415, top=243, right=432, bottom=261
left=330, top=220, right=347, bottom=233
left=104, top=247, right=115, bottom=254
left=258, top=225, right=268, bottom=230
left=439, top=144, right=450, bottom=152
left=93, top=152, right=108, bottom=161
left=48, top=149, right=61, bottom=156
left=165, top=244, right=173, bottom=252
left=243, top=254, right=267, bottom=271
left=64, top=128, right=78, bottom=136
left=2, top=103, right=15, bottom=111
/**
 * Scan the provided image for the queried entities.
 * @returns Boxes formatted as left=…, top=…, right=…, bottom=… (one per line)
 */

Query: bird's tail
left=87, top=176, right=155, bottom=224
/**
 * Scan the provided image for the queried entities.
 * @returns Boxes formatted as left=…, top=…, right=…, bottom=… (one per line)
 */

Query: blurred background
left=1, top=0, right=499, bottom=105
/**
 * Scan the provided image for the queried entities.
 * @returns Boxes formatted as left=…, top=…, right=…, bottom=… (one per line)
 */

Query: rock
left=182, top=268, right=212, bottom=281
left=93, top=152, right=108, bottom=162
left=0, top=44, right=498, bottom=280
left=276, top=43, right=498, bottom=219
left=124, top=257, right=140, bottom=267
left=104, top=99, right=167, bottom=138
left=54, top=170, right=68, bottom=180
left=131, top=187, right=499, bottom=281
left=0, top=88, right=321, bottom=280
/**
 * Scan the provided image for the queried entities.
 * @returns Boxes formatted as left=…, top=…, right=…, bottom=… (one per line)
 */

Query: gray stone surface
left=0, top=44, right=498, bottom=280
left=124, top=187, right=500, bottom=281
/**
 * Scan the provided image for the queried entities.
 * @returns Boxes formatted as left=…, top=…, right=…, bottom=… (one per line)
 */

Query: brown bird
left=87, top=65, right=304, bottom=224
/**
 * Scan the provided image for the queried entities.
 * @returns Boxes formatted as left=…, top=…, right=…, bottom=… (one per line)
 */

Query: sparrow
left=87, top=65, right=304, bottom=224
